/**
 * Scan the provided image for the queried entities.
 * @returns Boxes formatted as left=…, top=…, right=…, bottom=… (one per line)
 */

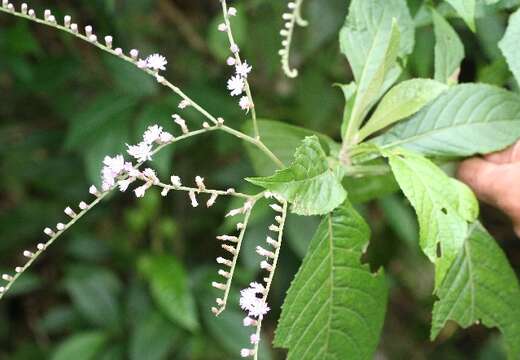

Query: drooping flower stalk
left=279, top=0, right=308, bottom=78
left=240, top=196, right=288, bottom=358
left=212, top=199, right=256, bottom=315
left=0, top=122, right=220, bottom=298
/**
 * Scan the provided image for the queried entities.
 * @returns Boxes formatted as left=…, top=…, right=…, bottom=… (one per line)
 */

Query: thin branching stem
left=215, top=204, right=255, bottom=315
left=0, top=126, right=220, bottom=298
left=0, top=4, right=284, bottom=169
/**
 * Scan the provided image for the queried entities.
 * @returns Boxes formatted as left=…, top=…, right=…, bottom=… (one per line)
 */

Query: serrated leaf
left=139, top=255, right=199, bottom=332
left=52, top=332, right=108, bottom=360
left=247, top=136, right=347, bottom=216
left=432, top=222, right=520, bottom=359
left=358, top=79, right=448, bottom=141
left=342, top=20, right=401, bottom=142
left=274, top=201, right=388, bottom=359
left=373, top=84, right=520, bottom=158
left=339, top=0, right=414, bottom=81
left=243, top=119, right=338, bottom=176
left=384, top=149, right=478, bottom=286
left=445, top=0, right=476, bottom=31
left=499, top=8, right=520, bottom=87
left=432, top=8, right=465, bottom=84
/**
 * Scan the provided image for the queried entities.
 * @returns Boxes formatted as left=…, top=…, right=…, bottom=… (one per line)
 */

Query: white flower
left=159, top=131, right=174, bottom=143
left=178, top=99, right=191, bottom=109
left=146, top=53, right=167, bottom=71
left=230, top=44, right=240, bottom=53
left=241, top=349, right=254, bottom=358
left=239, top=282, right=269, bottom=318
left=103, top=155, right=125, bottom=174
left=134, top=184, right=149, bottom=198
left=235, top=61, right=252, bottom=77
left=227, top=75, right=244, bottom=96
left=228, top=7, right=237, bottom=16
left=218, top=23, right=227, bottom=32
left=250, top=334, right=259, bottom=344
left=239, top=96, right=252, bottom=111
left=117, top=178, right=134, bottom=192
left=100, top=155, right=126, bottom=191
left=226, top=57, right=236, bottom=66
left=143, top=125, right=163, bottom=144
left=170, top=175, right=182, bottom=187
left=137, top=59, right=147, bottom=68
left=172, top=114, right=189, bottom=134
left=248, top=300, right=270, bottom=318
left=142, top=168, right=159, bottom=184
left=189, top=190, right=198, bottom=207
left=126, top=142, right=153, bottom=163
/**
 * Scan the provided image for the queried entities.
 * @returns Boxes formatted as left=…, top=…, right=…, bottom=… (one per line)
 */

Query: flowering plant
left=1, top=0, right=520, bottom=359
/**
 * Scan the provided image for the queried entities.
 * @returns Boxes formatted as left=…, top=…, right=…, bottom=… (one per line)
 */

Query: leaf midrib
left=381, top=119, right=520, bottom=150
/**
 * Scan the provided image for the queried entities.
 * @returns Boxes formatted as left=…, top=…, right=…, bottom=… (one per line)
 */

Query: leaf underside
left=432, top=222, right=520, bottom=359
left=274, top=201, right=388, bottom=360
left=499, top=8, right=520, bottom=87
left=432, top=8, right=465, bottom=84
left=385, top=149, right=478, bottom=286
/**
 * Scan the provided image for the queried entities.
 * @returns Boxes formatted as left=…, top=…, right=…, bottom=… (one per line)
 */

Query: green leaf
left=342, top=20, right=401, bottom=142
left=243, top=119, right=338, bottom=176
left=338, top=82, right=357, bottom=138
left=138, top=255, right=199, bottom=332
left=64, top=267, right=122, bottom=329
left=432, top=8, right=465, bottom=84
left=343, top=173, right=399, bottom=204
left=339, top=0, right=415, bottom=81
left=247, top=136, right=347, bottom=216
left=445, top=0, right=476, bottom=31
left=358, top=79, right=448, bottom=141
left=274, top=201, right=388, bottom=359
left=130, top=311, right=178, bottom=360
left=52, top=332, right=108, bottom=360
left=373, top=84, right=520, bottom=158
left=65, top=93, right=136, bottom=150
left=432, top=222, right=520, bottom=359
left=499, top=8, right=520, bottom=87
left=384, top=149, right=478, bottom=285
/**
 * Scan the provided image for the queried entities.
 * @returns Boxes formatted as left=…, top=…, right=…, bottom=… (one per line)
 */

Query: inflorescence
left=0, top=2, right=289, bottom=359
left=279, top=0, right=308, bottom=78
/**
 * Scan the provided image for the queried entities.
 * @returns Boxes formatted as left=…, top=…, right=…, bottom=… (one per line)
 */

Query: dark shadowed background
left=0, top=0, right=519, bottom=359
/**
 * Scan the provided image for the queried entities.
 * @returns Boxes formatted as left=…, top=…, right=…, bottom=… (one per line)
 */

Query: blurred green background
left=1, top=0, right=519, bottom=359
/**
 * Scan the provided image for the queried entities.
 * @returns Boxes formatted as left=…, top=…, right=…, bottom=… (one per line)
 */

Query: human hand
left=457, top=140, right=520, bottom=237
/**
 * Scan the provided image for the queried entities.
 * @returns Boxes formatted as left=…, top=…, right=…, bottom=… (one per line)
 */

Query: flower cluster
left=217, top=6, right=254, bottom=112
left=279, top=0, right=308, bottom=78
left=239, top=193, right=286, bottom=358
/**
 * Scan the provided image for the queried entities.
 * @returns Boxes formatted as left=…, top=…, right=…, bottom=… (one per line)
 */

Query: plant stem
left=219, top=0, right=260, bottom=140
left=253, top=200, right=288, bottom=360
left=220, top=125, right=285, bottom=169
